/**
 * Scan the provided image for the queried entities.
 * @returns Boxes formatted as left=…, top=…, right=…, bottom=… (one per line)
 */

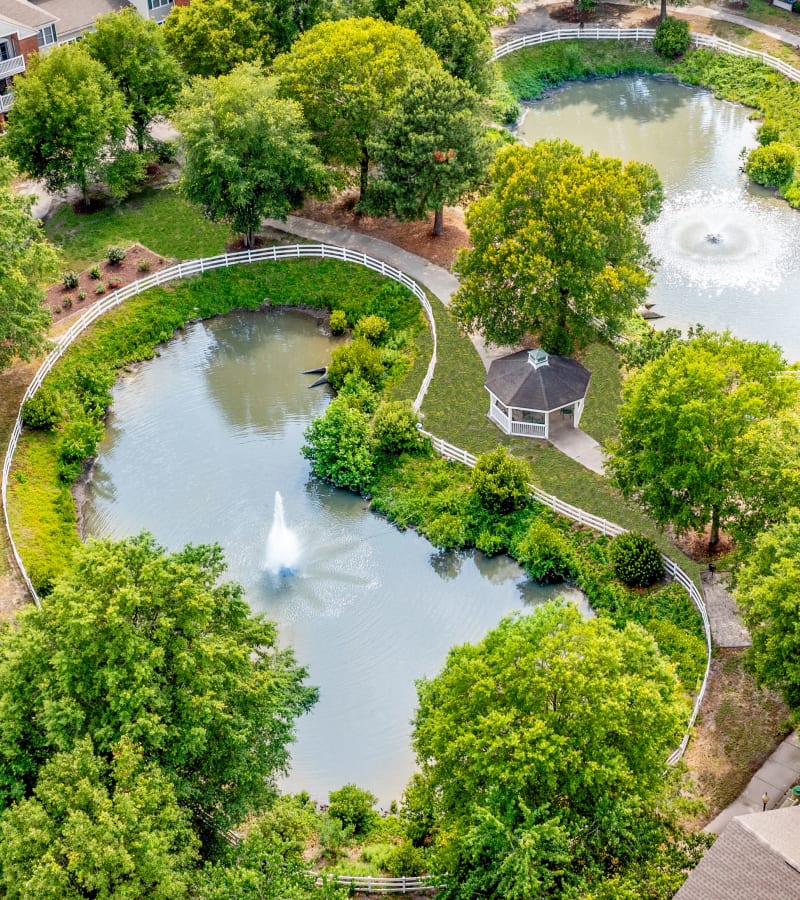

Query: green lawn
left=44, top=186, right=233, bottom=270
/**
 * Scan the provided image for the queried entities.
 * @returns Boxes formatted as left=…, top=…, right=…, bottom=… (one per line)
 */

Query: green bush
left=354, top=314, right=389, bottom=344
left=106, top=245, right=127, bottom=265
left=95, top=282, right=107, bottom=295
left=744, top=142, right=796, bottom=188
left=371, top=400, right=425, bottom=457
left=89, top=265, right=102, bottom=280
left=136, top=258, right=152, bottom=274
left=317, top=814, right=353, bottom=861
left=608, top=532, right=664, bottom=587
left=386, top=841, right=427, bottom=877
left=653, top=18, right=690, bottom=59
left=339, top=374, right=379, bottom=414
left=327, top=338, right=386, bottom=391
left=61, top=271, right=79, bottom=290
left=21, top=388, right=62, bottom=430
left=78, top=289, right=87, bottom=302
left=302, top=397, right=375, bottom=492
left=426, top=513, right=468, bottom=550
left=472, top=447, right=530, bottom=514
left=71, top=362, right=114, bottom=415
left=513, top=519, right=576, bottom=584
left=756, top=120, right=780, bottom=146
left=330, top=309, right=348, bottom=335
left=328, top=784, right=379, bottom=837
left=540, top=323, right=573, bottom=356
left=55, top=416, right=104, bottom=482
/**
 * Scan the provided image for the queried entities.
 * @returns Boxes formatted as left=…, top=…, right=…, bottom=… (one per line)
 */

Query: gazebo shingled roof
left=485, top=350, right=591, bottom=412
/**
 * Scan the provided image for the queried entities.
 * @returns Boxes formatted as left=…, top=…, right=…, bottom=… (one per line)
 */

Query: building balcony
left=0, top=55, right=25, bottom=79
left=0, top=92, right=15, bottom=114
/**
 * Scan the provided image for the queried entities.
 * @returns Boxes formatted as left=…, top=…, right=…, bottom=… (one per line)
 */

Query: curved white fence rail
left=1, top=244, right=438, bottom=608
left=492, top=28, right=800, bottom=83
left=316, top=874, right=446, bottom=894
left=421, top=431, right=712, bottom=767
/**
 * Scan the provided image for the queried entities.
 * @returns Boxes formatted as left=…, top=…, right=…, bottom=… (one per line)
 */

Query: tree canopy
left=411, top=602, right=687, bottom=896
left=451, top=140, right=663, bottom=352
left=364, top=68, right=493, bottom=235
left=84, top=7, right=184, bottom=152
left=736, top=510, right=800, bottom=711
left=163, top=0, right=271, bottom=77
left=272, top=17, right=440, bottom=201
left=0, top=159, right=58, bottom=371
left=606, top=331, right=800, bottom=547
left=174, top=63, right=329, bottom=247
left=4, top=44, right=136, bottom=202
left=0, top=534, right=317, bottom=840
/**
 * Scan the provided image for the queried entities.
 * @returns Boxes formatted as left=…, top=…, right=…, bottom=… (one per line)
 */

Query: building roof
left=675, top=806, right=800, bottom=900
left=32, top=0, right=128, bottom=40
left=0, top=0, right=56, bottom=31
left=485, top=350, right=591, bottom=412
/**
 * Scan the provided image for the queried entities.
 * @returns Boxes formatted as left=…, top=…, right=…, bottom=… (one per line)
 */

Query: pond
left=518, top=75, right=800, bottom=361
left=82, top=308, right=586, bottom=805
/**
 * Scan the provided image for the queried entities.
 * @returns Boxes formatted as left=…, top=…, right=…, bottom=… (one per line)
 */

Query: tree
left=451, top=140, right=663, bottom=352
left=395, top=0, right=493, bottom=93
left=0, top=534, right=317, bottom=841
left=272, top=17, right=439, bottom=202
left=411, top=602, right=687, bottom=895
left=84, top=7, right=184, bottom=152
left=736, top=510, right=800, bottom=710
left=258, top=0, right=323, bottom=54
left=4, top=44, right=135, bottom=204
left=471, top=446, right=530, bottom=513
left=302, top=396, right=375, bottom=492
left=364, top=68, right=493, bottom=235
left=0, top=159, right=59, bottom=371
left=606, top=332, right=800, bottom=548
left=327, top=784, right=378, bottom=836
left=174, top=64, right=328, bottom=247
left=163, top=0, right=271, bottom=77
left=0, top=739, right=198, bottom=899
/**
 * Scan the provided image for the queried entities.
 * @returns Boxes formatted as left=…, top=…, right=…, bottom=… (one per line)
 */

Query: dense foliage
left=609, top=532, right=664, bottom=587
left=471, top=447, right=531, bottom=514
left=653, top=17, right=691, bottom=59
left=328, top=785, right=379, bottom=837
left=452, top=140, right=663, bottom=350
left=743, top=142, right=796, bottom=188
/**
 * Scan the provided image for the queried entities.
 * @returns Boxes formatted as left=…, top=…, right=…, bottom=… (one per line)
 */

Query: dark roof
left=485, top=350, right=591, bottom=412
left=675, top=807, right=800, bottom=900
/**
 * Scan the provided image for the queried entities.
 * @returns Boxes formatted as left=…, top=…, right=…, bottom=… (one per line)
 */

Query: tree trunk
left=244, top=227, right=254, bottom=249
left=433, top=207, right=444, bottom=237
left=660, top=0, right=668, bottom=22
left=358, top=145, right=369, bottom=208
left=709, top=507, right=720, bottom=549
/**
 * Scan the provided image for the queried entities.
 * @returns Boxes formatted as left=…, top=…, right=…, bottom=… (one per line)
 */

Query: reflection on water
left=518, top=76, right=800, bottom=360
left=83, top=311, right=585, bottom=804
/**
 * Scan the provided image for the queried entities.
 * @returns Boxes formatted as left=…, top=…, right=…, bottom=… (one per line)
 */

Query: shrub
left=782, top=176, right=800, bottom=207
left=61, top=271, right=79, bottom=290
left=744, top=142, right=796, bottom=188
left=539, top=323, right=573, bottom=356
left=71, top=363, right=114, bottom=415
left=328, top=784, right=378, bottom=837
left=78, top=289, right=86, bottom=302
left=386, top=842, right=427, bottom=877
left=317, top=814, right=353, bottom=861
left=653, top=17, right=690, bottom=59
left=302, top=397, right=374, bottom=492
left=354, top=314, right=389, bottom=344
left=136, top=258, right=152, bottom=273
left=513, top=519, right=576, bottom=584
left=56, top=416, right=104, bottom=482
left=89, top=265, right=102, bottom=280
left=95, top=282, right=106, bottom=295
left=426, top=513, right=468, bottom=550
left=21, top=387, right=62, bottom=430
left=108, top=278, right=122, bottom=290
left=150, top=138, right=178, bottom=164
left=339, top=374, right=379, bottom=414
left=756, top=120, right=780, bottom=146
left=62, top=295, right=73, bottom=310
left=329, top=309, right=348, bottom=335
left=106, top=246, right=127, bottom=265
left=608, top=532, right=664, bottom=587
left=327, top=338, right=385, bottom=391
left=472, top=447, right=530, bottom=514
left=371, top=400, right=425, bottom=457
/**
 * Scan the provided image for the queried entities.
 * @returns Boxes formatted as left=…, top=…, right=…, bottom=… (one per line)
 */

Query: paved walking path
left=700, top=570, right=751, bottom=648
left=265, top=215, right=607, bottom=474
left=705, top=731, right=800, bottom=833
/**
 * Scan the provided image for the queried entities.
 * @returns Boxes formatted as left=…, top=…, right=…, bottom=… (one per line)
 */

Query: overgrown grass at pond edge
left=8, top=259, right=427, bottom=593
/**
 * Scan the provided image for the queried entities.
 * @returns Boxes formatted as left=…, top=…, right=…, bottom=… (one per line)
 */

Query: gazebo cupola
left=484, top=349, right=591, bottom=439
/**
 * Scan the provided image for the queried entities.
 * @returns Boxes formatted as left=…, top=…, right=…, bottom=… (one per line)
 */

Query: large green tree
left=606, top=332, right=800, bottom=548
left=272, top=17, right=439, bottom=202
left=395, top=0, right=492, bottom=93
left=84, top=7, right=184, bottom=152
left=0, top=739, right=198, bottom=899
left=411, top=602, right=687, bottom=897
left=736, top=510, right=800, bottom=710
left=451, top=140, right=663, bottom=352
left=163, top=0, right=271, bottom=77
left=0, top=534, right=317, bottom=840
left=365, top=68, right=493, bottom=235
left=0, top=159, right=59, bottom=371
left=4, top=44, right=136, bottom=203
left=174, top=64, right=328, bottom=247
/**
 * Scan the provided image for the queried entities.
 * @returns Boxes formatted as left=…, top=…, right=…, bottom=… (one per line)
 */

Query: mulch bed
left=44, top=244, right=170, bottom=324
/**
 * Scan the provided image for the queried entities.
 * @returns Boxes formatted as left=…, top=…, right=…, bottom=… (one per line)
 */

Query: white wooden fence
left=1, top=244, right=437, bottom=607
left=421, top=430, right=712, bottom=767
left=316, top=874, right=447, bottom=894
left=492, top=28, right=800, bottom=83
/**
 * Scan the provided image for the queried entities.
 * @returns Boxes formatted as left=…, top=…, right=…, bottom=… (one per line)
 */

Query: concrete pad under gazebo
left=485, top=348, right=591, bottom=440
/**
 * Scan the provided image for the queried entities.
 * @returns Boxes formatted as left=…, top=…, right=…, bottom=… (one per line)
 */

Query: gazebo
left=484, top=348, right=591, bottom=440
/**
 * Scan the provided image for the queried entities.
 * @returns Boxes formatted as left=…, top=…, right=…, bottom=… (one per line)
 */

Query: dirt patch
left=44, top=244, right=170, bottom=323
left=682, top=648, right=790, bottom=828
left=296, top=192, right=469, bottom=271
left=674, top=525, right=734, bottom=565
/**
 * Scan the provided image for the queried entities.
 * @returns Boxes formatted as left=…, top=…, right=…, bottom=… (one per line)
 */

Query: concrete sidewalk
left=705, top=732, right=800, bottom=834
